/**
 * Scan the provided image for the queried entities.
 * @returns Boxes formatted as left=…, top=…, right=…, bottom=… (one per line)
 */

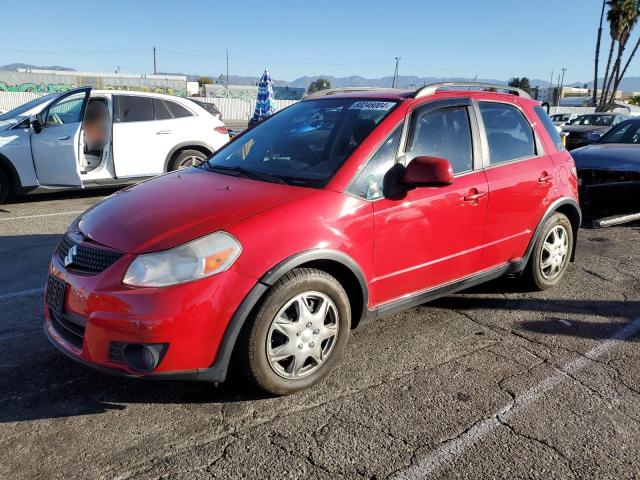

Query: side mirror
left=30, top=114, right=43, bottom=133
left=403, top=156, right=454, bottom=187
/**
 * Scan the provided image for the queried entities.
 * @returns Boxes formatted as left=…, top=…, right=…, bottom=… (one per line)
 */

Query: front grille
left=50, top=311, right=85, bottom=349
left=108, top=342, right=127, bottom=363
left=56, top=233, right=123, bottom=274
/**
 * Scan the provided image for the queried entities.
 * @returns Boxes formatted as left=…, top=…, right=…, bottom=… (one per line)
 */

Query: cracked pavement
left=1, top=190, right=640, bottom=479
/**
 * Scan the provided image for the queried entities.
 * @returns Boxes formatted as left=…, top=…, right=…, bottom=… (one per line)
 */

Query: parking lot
left=1, top=191, right=639, bottom=480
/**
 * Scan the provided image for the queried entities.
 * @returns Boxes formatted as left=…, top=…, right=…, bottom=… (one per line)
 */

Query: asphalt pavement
left=1, top=189, right=639, bottom=480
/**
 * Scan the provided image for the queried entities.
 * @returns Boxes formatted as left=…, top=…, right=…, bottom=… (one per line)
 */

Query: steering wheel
left=47, top=113, right=63, bottom=127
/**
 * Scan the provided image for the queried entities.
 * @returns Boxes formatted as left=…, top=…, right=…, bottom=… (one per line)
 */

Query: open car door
left=31, top=87, right=91, bottom=187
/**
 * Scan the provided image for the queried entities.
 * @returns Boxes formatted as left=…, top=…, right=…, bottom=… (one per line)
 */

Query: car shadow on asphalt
left=3, top=187, right=121, bottom=205
left=2, top=292, right=638, bottom=424
left=432, top=293, right=640, bottom=342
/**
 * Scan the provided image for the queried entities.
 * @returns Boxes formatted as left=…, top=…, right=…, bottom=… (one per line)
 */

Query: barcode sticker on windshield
left=349, top=101, right=395, bottom=111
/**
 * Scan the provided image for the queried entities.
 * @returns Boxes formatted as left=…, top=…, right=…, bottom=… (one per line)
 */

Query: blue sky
left=0, top=0, right=630, bottom=84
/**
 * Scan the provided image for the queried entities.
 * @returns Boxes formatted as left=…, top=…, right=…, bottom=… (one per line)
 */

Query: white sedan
left=0, top=87, right=230, bottom=202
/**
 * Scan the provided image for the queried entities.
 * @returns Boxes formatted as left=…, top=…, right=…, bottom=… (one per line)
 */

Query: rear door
left=151, top=97, right=202, bottom=164
left=30, top=87, right=91, bottom=187
left=477, top=100, right=556, bottom=270
left=370, top=99, right=489, bottom=306
left=112, top=95, right=163, bottom=178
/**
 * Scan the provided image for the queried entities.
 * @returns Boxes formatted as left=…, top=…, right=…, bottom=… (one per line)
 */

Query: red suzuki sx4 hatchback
left=45, top=83, right=580, bottom=395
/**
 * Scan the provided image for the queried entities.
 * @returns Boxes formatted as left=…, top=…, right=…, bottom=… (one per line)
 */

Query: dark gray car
left=562, top=113, right=630, bottom=150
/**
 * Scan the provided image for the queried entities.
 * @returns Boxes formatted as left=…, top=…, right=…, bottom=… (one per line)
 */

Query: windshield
left=0, top=94, right=57, bottom=128
left=204, top=98, right=398, bottom=187
left=570, top=114, right=614, bottom=126
left=598, top=121, right=640, bottom=144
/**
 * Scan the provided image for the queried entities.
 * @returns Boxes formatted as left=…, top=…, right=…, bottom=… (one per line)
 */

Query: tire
left=169, top=149, right=208, bottom=171
left=523, top=212, right=573, bottom=291
left=238, top=268, right=351, bottom=395
left=0, top=169, right=9, bottom=204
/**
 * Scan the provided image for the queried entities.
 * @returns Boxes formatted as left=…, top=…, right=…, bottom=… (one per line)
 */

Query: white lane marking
left=0, top=210, right=84, bottom=222
left=0, top=333, right=25, bottom=342
left=0, top=288, right=43, bottom=301
left=395, top=316, right=640, bottom=479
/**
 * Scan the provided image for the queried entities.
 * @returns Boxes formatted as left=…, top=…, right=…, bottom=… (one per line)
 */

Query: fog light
left=123, top=343, right=168, bottom=372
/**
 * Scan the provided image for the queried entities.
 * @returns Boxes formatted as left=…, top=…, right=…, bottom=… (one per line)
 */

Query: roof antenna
left=468, top=75, right=478, bottom=90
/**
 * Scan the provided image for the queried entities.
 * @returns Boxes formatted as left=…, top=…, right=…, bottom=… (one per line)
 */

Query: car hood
left=78, top=168, right=314, bottom=253
left=562, top=125, right=611, bottom=134
left=571, top=144, right=640, bottom=172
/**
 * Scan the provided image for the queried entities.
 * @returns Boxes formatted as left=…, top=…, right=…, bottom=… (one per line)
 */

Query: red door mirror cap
left=403, top=155, right=454, bottom=187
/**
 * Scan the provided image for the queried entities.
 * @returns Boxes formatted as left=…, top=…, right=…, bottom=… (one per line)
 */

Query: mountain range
left=4, top=63, right=640, bottom=92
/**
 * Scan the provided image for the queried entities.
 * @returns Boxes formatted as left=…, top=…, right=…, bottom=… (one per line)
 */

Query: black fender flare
left=0, top=153, right=23, bottom=191
left=518, top=197, right=582, bottom=271
left=163, top=141, right=214, bottom=171
left=196, top=249, right=370, bottom=383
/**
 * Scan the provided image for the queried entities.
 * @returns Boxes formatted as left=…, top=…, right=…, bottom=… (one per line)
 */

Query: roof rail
left=303, top=87, right=404, bottom=100
left=414, top=82, right=531, bottom=99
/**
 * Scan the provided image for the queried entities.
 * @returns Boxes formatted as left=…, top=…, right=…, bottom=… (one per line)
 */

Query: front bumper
left=44, top=251, right=258, bottom=381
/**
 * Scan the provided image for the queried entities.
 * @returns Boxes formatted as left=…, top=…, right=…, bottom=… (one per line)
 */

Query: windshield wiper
left=206, top=164, right=288, bottom=185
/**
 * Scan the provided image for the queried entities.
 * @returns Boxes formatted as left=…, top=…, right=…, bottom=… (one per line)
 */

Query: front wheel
left=523, top=212, right=573, bottom=290
left=0, top=169, right=9, bottom=204
left=238, top=268, right=351, bottom=395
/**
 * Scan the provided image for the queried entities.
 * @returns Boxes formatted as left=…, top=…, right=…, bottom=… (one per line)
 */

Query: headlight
left=123, top=231, right=241, bottom=287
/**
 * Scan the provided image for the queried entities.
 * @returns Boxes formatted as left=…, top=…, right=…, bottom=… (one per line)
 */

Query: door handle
left=156, top=130, right=173, bottom=135
left=57, top=135, right=71, bottom=141
left=538, top=173, right=554, bottom=184
left=463, top=190, right=487, bottom=202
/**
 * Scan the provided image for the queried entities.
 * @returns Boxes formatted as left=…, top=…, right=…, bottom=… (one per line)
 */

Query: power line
left=0, top=47, right=148, bottom=55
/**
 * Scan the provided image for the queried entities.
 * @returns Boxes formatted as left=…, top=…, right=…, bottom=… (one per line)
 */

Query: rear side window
left=165, top=100, right=192, bottom=118
left=114, top=96, right=154, bottom=122
left=153, top=99, right=173, bottom=120
left=152, top=99, right=193, bottom=120
left=534, top=106, right=565, bottom=151
left=480, top=102, right=536, bottom=164
left=407, top=106, right=473, bottom=174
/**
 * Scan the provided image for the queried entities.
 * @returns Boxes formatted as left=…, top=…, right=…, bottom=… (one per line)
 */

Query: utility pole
left=392, top=57, right=400, bottom=88
left=153, top=47, right=157, bottom=75
left=557, top=67, right=567, bottom=112
left=226, top=50, right=229, bottom=87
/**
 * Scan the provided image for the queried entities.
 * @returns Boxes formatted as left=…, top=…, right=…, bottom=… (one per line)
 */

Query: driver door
left=31, top=87, right=91, bottom=187
left=371, top=99, right=488, bottom=306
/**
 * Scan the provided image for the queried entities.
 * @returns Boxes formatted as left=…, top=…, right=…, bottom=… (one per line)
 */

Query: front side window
left=571, top=115, right=614, bottom=126
left=407, top=106, right=473, bottom=174
left=114, top=95, right=154, bottom=122
left=480, top=102, right=536, bottom=164
left=45, top=93, right=86, bottom=126
left=347, top=125, right=402, bottom=200
left=599, top=121, right=640, bottom=144
left=204, top=98, right=397, bottom=187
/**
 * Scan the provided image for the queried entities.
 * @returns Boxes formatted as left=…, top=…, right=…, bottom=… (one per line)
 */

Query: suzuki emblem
left=64, top=245, right=78, bottom=267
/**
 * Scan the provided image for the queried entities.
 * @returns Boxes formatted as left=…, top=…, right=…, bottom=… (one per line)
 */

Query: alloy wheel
left=179, top=155, right=204, bottom=168
left=266, top=291, right=339, bottom=379
left=540, top=225, right=569, bottom=280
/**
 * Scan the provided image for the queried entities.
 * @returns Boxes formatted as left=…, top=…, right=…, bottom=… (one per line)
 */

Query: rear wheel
left=523, top=212, right=573, bottom=290
left=0, top=169, right=9, bottom=204
left=238, top=268, right=351, bottom=395
left=169, top=149, right=208, bottom=170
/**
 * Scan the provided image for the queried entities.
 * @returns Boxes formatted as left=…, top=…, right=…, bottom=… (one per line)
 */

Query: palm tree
left=598, top=0, right=640, bottom=109
left=607, top=0, right=640, bottom=104
left=593, top=0, right=607, bottom=106
left=598, top=0, right=620, bottom=108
